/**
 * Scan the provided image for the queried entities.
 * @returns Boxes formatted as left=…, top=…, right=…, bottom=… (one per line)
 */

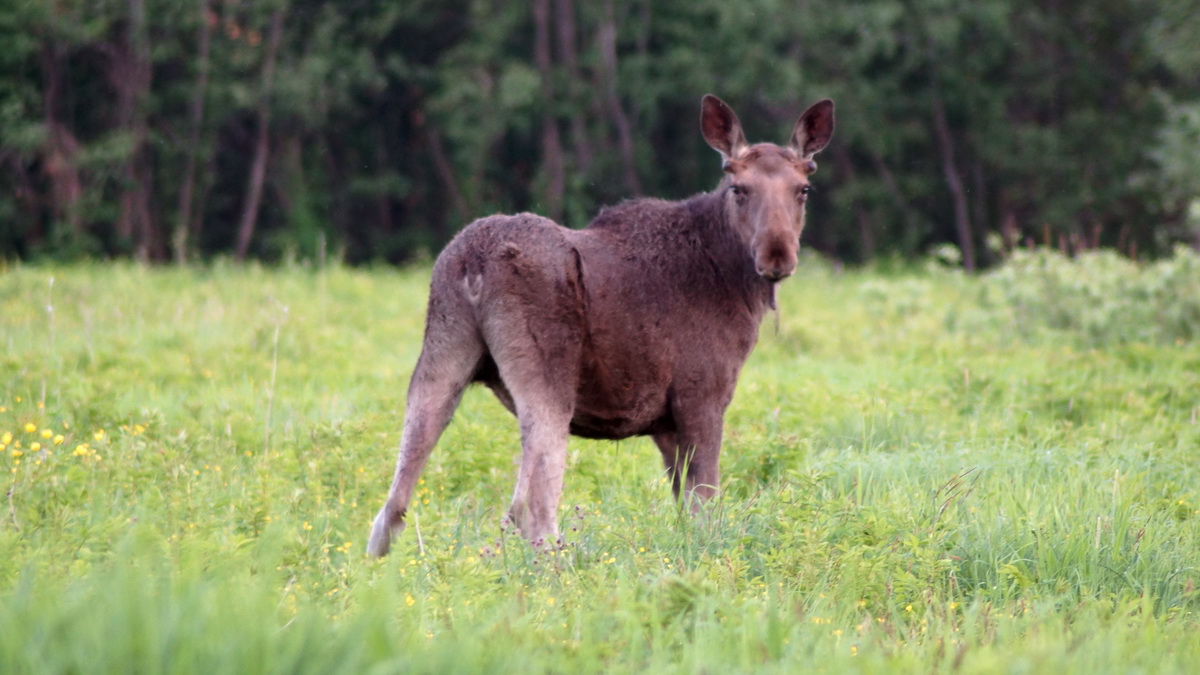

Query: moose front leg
left=654, top=406, right=725, bottom=509
left=652, top=432, right=684, bottom=498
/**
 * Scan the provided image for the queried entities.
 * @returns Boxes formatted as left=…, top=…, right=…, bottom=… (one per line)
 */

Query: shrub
left=964, top=246, right=1200, bottom=346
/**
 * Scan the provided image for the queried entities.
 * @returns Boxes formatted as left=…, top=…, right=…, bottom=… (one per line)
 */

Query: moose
left=367, top=94, right=834, bottom=557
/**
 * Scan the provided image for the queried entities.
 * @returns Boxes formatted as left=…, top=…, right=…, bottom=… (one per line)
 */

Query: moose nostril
left=759, top=267, right=791, bottom=282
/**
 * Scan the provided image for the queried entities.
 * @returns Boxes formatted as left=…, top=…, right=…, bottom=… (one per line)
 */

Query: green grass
left=1, top=258, right=1198, bottom=673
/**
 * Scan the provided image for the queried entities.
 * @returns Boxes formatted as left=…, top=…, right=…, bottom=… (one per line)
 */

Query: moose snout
left=754, top=237, right=798, bottom=282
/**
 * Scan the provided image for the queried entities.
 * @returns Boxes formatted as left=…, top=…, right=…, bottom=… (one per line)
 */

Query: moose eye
left=797, top=185, right=812, bottom=200
left=730, top=185, right=749, bottom=202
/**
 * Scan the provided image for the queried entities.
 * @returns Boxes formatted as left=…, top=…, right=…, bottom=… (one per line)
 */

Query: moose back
left=367, top=94, right=834, bottom=557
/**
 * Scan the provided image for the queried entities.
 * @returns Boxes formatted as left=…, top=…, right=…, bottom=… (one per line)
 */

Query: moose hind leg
left=507, top=398, right=573, bottom=544
left=367, top=328, right=483, bottom=558
left=487, top=322, right=580, bottom=543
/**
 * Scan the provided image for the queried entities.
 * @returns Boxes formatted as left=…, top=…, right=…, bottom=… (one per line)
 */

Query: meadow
left=2, top=251, right=1199, bottom=673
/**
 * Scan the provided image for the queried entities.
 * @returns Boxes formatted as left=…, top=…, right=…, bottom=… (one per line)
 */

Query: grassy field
left=2, top=254, right=1199, bottom=673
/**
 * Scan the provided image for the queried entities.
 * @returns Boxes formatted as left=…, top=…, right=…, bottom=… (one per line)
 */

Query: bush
left=964, top=246, right=1200, bottom=346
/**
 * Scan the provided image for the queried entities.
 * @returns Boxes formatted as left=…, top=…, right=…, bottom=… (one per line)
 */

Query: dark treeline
left=2, top=0, right=1199, bottom=267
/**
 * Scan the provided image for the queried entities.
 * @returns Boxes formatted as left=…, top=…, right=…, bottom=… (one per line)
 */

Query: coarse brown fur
left=367, top=95, right=834, bottom=556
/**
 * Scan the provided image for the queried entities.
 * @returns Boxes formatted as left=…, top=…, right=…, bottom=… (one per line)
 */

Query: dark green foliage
left=0, top=0, right=1198, bottom=264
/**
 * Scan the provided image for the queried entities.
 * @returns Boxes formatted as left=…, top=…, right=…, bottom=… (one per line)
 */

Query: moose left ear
left=790, top=99, right=835, bottom=160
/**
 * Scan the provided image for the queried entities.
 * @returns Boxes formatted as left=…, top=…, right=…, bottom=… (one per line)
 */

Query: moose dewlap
left=367, top=94, right=834, bottom=557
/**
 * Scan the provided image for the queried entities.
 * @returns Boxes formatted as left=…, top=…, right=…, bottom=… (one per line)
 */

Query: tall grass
left=1, top=255, right=1198, bottom=672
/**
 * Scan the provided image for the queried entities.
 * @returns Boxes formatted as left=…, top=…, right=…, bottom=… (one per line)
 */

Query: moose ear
left=790, top=99, right=835, bottom=159
left=701, top=94, right=749, bottom=161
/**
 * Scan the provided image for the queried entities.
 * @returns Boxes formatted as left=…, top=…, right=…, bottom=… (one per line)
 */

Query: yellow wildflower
left=29, top=442, right=40, bottom=452
left=24, top=423, right=36, bottom=433
left=40, top=429, right=52, bottom=439
left=93, top=429, right=105, bottom=441
left=53, top=435, right=64, bottom=445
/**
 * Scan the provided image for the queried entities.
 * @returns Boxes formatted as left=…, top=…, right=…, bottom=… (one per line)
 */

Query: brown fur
left=367, top=95, right=834, bottom=556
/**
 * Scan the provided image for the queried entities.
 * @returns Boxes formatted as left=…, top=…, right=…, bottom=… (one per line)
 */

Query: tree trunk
left=39, top=41, right=83, bottom=241
left=926, top=38, right=976, bottom=271
left=373, top=129, right=393, bottom=239
left=599, top=0, right=640, bottom=196
left=321, top=134, right=350, bottom=248
left=533, top=0, right=565, bottom=220
left=867, top=148, right=919, bottom=235
left=174, top=0, right=212, bottom=264
left=833, top=145, right=875, bottom=260
left=425, top=124, right=471, bottom=225
left=554, top=0, right=593, bottom=175
left=234, top=8, right=284, bottom=261
left=971, top=159, right=991, bottom=265
left=110, top=0, right=159, bottom=260
left=998, top=189, right=1018, bottom=253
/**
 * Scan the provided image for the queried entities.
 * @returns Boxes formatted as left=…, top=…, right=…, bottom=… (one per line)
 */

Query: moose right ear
left=701, top=95, right=748, bottom=162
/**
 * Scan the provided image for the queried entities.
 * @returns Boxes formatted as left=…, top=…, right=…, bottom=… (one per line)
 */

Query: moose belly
left=567, top=368, right=673, bottom=439
left=568, top=408, right=673, bottom=440
left=476, top=359, right=672, bottom=440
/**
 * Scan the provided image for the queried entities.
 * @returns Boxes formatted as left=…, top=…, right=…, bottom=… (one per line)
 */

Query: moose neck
left=685, top=190, right=778, bottom=318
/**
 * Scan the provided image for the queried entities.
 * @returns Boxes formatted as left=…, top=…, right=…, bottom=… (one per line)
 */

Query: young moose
left=367, top=95, right=834, bottom=557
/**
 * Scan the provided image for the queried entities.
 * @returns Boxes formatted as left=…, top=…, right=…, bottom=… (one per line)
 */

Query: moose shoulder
left=367, top=95, right=834, bottom=557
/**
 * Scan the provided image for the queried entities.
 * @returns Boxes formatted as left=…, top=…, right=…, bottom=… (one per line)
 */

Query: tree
left=0, top=0, right=1197, bottom=265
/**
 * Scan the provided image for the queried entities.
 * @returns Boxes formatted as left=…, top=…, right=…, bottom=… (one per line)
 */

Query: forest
left=2, top=0, right=1199, bottom=268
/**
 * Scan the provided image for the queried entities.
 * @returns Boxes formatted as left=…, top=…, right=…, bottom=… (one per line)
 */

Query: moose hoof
left=366, top=508, right=406, bottom=558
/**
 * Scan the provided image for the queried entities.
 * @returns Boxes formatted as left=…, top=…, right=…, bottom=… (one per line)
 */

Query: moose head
left=700, top=95, right=835, bottom=281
